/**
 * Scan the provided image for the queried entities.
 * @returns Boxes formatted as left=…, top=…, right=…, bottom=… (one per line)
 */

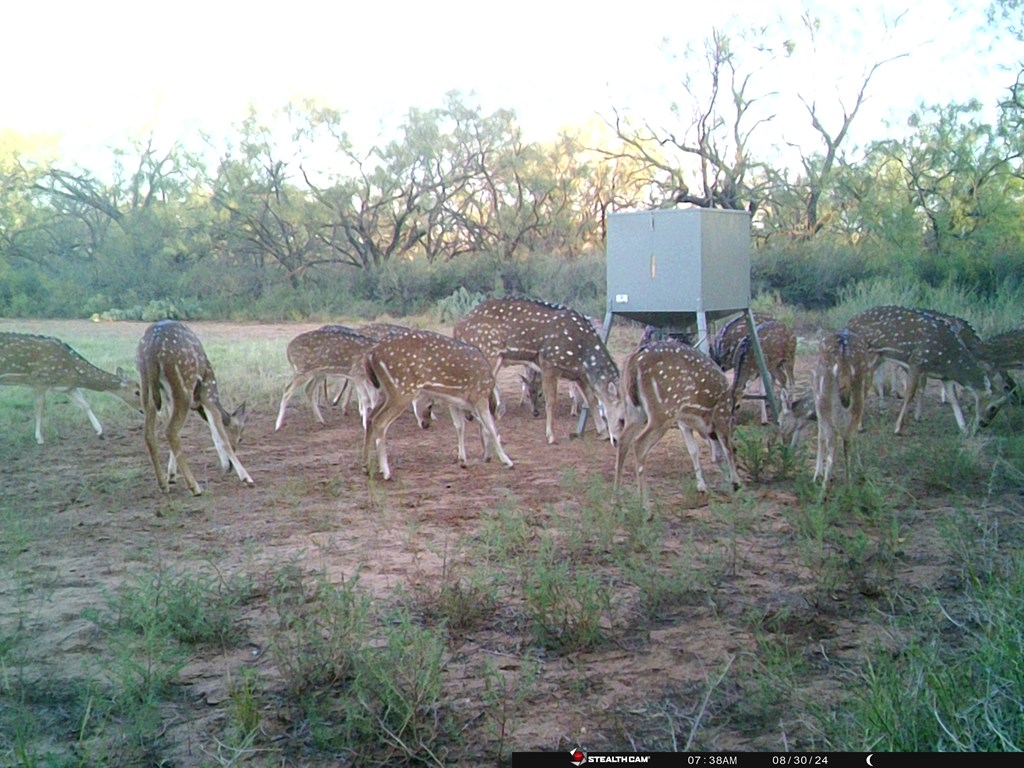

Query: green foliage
left=732, top=426, right=801, bottom=483
left=89, top=297, right=202, bottom=322
left=521, top=538, right=614, bottom=652
left=480, top=655, right=540, bottom=763
left=98, top=565, right=253, bottom=647
left=752, top=241, right=879, bottom=310
left=830, top=556, right=1024, bottom=751
left=435, top=286, right=486, bottom=322
left=830, top=275, right=1024, bottom=334
left=269, top=570, right=371, bottom=695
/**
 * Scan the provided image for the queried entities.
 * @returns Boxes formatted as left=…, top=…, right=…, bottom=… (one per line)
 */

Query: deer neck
left=581, top=347, right=619, bottom=407
left=57, top=354, right=125, bottom=392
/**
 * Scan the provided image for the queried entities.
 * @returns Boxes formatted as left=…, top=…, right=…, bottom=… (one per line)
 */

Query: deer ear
left=608, top=381, right=618, bottom=398
left=232, top=401, right=248, bottom=424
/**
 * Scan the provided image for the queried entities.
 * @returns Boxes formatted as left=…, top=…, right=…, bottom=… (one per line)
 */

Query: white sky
left=2, top=0, right=1020, bottom=167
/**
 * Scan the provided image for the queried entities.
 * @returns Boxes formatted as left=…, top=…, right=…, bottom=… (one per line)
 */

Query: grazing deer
left=275, top=326, right=376, bottom=430
left=453, top=298, right=621, bottom=444
left=612, top=340, right=740, bottom=504
left=517, top=364, right=591, bottom=419
left=362, top=329, right=514, bottom=480
left=847, top=305, right=1010, bottom=435
left=979, top=327, right=1024, bottom=371
left=515, top=314, right=605, bottom=422
left=137, top=320, right=253, bottom=495
left=977, top=327, right=1022, bottom=405
left=811, top=329, right=871, bottom=487
left=728, top=320, right=797, bottom=424
left=0, top=331, right=141, bottom=444
left=710, top=312, right=775, bottom=371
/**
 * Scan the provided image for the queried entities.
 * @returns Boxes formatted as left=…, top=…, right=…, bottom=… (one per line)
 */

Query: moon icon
left=866, top=754, right=874, bottom=766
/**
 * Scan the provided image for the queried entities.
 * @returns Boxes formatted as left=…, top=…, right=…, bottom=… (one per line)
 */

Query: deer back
left=847, top=306, right=995, bottom=391
left=137, top=320, right=236, bottom=422
left=711, top=312, right=774, bottom=369
left=730, top=320, right=797, bottom=399
left=287, top=326, right=375, bottom=374
left=456, top=297, right=618, bottom=400
left=622, top=340, right=732, bottom=434
left=365, top=329, right=496, bottom=406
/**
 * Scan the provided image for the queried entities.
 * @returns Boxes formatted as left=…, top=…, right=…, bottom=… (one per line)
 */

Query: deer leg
left=333, top=378, right=352, bottom=414
left=631, top=417, right=673, bottom=507
left=63, top=387, right=104, bottom=438
left=449, top=405, right=469, bottom=466
left=474, top=401, right=515, bottom=468
left=678, top=426, right=708, bottom=493
left=813, top=377, right=835, bottom=485
left=276, top=371, right=315, bottom=430
left=307, top=373, right=329, bottom=424
left=713, top=430, right=742, bottom=490
left=165, top=404, right=201, bottom=495
left=541, top=368, right=560, bottom=444
left=201, top=404, right=254, bottom=486
left=364, top=396, right=408, bottom=480
left=32, top=388, right=48, bottom=444
left=141, top=398, right=168, bottom=492
left=943, top=380, right=969, bottom=434
left=613, top=416, right=644, bottom=492
left=894, top=368, right=922, bottom=435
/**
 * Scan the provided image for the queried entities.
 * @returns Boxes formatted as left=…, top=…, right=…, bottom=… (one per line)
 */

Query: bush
left=752, top=241, right=878, bottom=310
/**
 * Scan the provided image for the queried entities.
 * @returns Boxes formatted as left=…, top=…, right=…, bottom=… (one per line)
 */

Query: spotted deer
left=362, top=329, right=514, bottom=480
left=976, top=327, right=1023, bottom=406
left=453, top=298, right=622, bottom=444
left=847, top=305, right=1010, bottom=435
left=979, top=327, right=1024, bottom=370
left=275, top=325, right=376, bottom=430
left=612, top=340, right=740, bottom=504
left=811, top=328, right=872, bottom=487
left=728, top=320, right=797, bottom=424
left=352, top=322, right=437, bottom=427
left=137, top=320, right=253, bottom=495
left=515, top=314, right=604, bottom=421
left=710, top=312, right=775, bottom=371
left=0, top=331, right=141, bottom=444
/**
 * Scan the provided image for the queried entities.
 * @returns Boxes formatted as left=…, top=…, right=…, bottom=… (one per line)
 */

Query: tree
left=610, top=29, right=776, bottom=214
left=206, top=110, right=331, bottom=294
left=28, top=137, right=197, bottom=305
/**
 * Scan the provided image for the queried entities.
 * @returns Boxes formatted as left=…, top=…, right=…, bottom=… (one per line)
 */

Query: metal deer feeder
left=581, top=207, right=779, bottom=431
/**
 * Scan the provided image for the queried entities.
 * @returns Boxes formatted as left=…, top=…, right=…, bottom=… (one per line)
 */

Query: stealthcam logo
left=569, top=747, right=587, bottom=765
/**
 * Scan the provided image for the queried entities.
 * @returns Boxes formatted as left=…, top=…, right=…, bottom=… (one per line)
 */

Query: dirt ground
left=2, top=318, right=1018, bottom=764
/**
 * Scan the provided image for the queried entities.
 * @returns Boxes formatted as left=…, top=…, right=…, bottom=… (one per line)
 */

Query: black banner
left=512, top=752, right=987, bottom=767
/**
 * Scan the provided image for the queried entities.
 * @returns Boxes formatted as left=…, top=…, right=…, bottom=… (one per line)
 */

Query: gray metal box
left=606, top=208, right=751, bottom=327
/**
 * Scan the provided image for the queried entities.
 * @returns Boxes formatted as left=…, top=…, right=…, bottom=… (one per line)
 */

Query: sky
left=2, top=0, right=1020, bottom=169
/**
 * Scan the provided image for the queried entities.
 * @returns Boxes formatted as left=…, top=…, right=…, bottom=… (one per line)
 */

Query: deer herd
left=1, top=300, right=1021, bottom=502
